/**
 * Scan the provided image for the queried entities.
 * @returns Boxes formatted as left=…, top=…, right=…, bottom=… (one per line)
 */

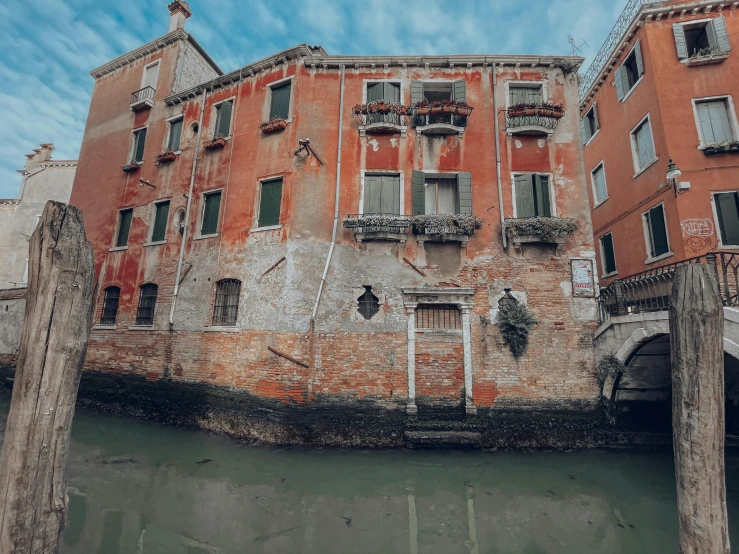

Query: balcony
left=130, top=86, right=155, bottom=112
left=412, top=102, right=472, bottom=137
left=505, top=103, right=564, bottom=136
left=353, top=103, right=409, bottom=137
left=412, top=214, right=481, bottom=243
left=504, top=217, right=579, bottom=256
left=343, top=213, right=411, bottom=243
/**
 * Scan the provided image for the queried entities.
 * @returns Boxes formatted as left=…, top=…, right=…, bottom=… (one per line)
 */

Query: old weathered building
left=60, top=1, right=601, bottom=446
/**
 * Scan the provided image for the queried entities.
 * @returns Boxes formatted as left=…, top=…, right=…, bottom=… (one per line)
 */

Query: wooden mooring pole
left=669, top=264, right=730, bottom=554
left=0, top=201, right=95, bottom=554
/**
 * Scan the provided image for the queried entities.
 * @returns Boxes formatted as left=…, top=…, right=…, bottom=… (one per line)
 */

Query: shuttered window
left=201, top=191, right=221, bottom=235
left=411, top=172, right=471, bottom=215
left=214, top=100, right=233, bottom=138
left=270, top=82, right=291, bottom=120
left=367, top=82, right=400, bottom=103
left=213, top=279, right=241, bottom=326
left=132, top=128, right=147, bottom=163
left=136, top=283, right=158, bottom=326
left=615, top=41, right=644, bottom=101
left=168, top=118, right=183, bottom=151
left=151, top=201, right=170, bottom=242
left=100, top=286, right=121, bottom=325
left=674, top=17, right=731, bottom=59
left=509, top=85, right=543, bottom=105
left=645, top=204, right=670, bottom=258
left=514, top=174, right=552, bottom=218
left=600, top=234, right=617, bottom=275
left=416, top=305, right=461, bottom=330
left=116, top=208, right=133, bottom=247
left=363, top=174, right=400, bottom=214
left=581, top=105, right=599, bottom=144
left=633, top=118, right=656, bottom=171
left=696, top=100, right=733, bottom=145
left=715, top=192, right=739, bottom=246
left=424, top=179, right=458, bottom=214
left=258, top=178, right=283, bottom=227
left=592, top=164, right=608, bottom=204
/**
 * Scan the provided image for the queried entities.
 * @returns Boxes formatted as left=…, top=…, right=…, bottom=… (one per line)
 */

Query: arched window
left=136, top=283, right=158, bottom=326
left=357, top=286, right=380, bottom=320
left=100, top=286, right=120, bottom=325
left=213, top=279, right=241, bottom=326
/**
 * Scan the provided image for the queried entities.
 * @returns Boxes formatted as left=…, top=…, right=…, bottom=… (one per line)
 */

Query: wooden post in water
left=669, top=264, right=730, bottom=554
left=0, top=201, right=95, bottom=554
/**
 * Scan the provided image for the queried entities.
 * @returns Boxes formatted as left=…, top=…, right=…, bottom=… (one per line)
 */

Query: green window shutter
left=367, top=83, right=383, bottom=102
left=201, top=191, right=221, bottom=235
left=117, top=209, right=133, bottom=247
left=363, top=175, right=382, bottom=213
left=259, top=179, right=283, bottom=227
left=648, top=205, right=669, bottom=257
left=169, top=119, right=183, bottom=151
left=716, top=193, right=739, bottom=246
left=151, top=201, right=170, bottom=242
left=712, top=17, right=731, bottom=53
left=457, top=172, right=472, bottom=215
left=580, top=117, right=589, bottom=144
left=216, top=100, right=233, bottom=137
left=673, top=23, right=688, bottom=59
left=534, top=175, right=552, bottom=217
left=601, top=234, right=616, bottom=274
left=411, top=170, right=425, bottom=215
left=134, top=129, right=147, bottom=163
left=381, top=175, right=400, bottom=214
left=385, top=83, right=400, bottom=103
left=634, top=40, right=644, bottom=77
left=270, top=83, right=291, bottom=119
left=615, top=66, right=626, bottom=101
left=515, top=174, right=535, bottom=218
left=453, top=80, right=466, bottom=103
left=410, top=81, right=424, bottom=126
left=592, top=105, right=600, bottom=132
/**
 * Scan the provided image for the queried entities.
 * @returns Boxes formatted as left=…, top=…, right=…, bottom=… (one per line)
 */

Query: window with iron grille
left=213, top=279, right=241, bottom=326
left=100, top=286, right=120, bottom=325
left=357, top=286, right=380, bottom=320
left=415, top=304, right=461, bottom=330
left=136, top=283, right=158, bottom=325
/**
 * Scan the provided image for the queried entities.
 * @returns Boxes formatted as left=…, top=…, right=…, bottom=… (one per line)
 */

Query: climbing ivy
left=496, top=301, right=537, bottom=358
left=597, top=354, right=625, bottom=382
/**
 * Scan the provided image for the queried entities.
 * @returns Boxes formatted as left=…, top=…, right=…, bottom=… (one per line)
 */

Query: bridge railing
left=597, top=252, right=739, bottom=324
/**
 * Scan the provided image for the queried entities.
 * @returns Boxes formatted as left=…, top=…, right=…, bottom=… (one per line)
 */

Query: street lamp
left=666, top=157, right=683, bottom=196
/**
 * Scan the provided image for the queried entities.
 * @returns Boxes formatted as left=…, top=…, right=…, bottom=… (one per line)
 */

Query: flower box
left=455, top=105, right=473, bottom=116
left=703, top=141, right=739, bottom=155
left=412, top=214, right=482, bottom=238
left=260, top=118, right=288, bottom=134
left=155, top=151, right=177, bottom=165
left=121, top=163, right=140, bottom=173
left=203, top=137, right=227, bottom=151
left=504, top=217, right=578, bottom=255
left=415, top=106, right=430, bottom=115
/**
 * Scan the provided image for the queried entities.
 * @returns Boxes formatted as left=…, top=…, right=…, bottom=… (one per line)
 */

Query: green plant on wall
left=597, top=354, right=625, bottom=382
left=496, top=301, right=536, bottom=358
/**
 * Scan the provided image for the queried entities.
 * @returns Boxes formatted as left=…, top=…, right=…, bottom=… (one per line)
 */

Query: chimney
left=168, top=1, right=192, bottom=32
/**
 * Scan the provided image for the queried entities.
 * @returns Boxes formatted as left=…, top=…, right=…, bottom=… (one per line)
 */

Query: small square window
left=116, top=208, right=133, bottom=247
left=201, top=191, right=221, bottom=235
left=258, top=178, right=283, bottom=227
left=213, top=279, right=241, bottom=326
left=269, top=82, right=291, bottom=120
left=168, top=118, right=183, bottom=151
left=357, top=286, right=380, bottom=320
left=151, top=201, right=170, bottom=242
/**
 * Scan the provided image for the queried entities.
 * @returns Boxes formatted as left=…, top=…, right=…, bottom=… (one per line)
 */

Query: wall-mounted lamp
left=666, top=158, right=689, bottom=196
left=139, top=178, right=156, bottom=189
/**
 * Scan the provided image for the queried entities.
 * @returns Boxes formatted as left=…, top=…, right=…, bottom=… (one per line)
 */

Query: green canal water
left=1, top=400, right=739, bottom=553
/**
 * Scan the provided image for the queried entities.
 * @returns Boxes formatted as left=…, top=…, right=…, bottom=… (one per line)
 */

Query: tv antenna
left=568, top=35, right=589, bottom=56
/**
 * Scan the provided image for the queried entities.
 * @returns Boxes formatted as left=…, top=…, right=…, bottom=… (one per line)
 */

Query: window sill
left=684, top=53, right=729, bottom=67
left=359, top=123, right=407, bottom=138
left=506, top=125, right=554, bottom=137
left=593, top=197, right=609, bottom=209
left=109, top=245, right=129, bottom=252
left=193, top=233, right=219, bottom=241
left=143, top=240, right=167, bottom=247
left=250, top=224, right=282, bottom=233
left=203, top=325, right=241, bottom=333
left=584, top=128, right=600, bottom=147
left=601, top=270, right=619, bottom=279
left=632, top=156, right=659, bottom=179
left=620, top=75, right=644, bottom=104
left=717, top=245, right=739, bottom=251
left=92, top=324, right=116, bottom=331
left=416, top=123, right=465, bottom=137
left=128, top=325, right=155, bottom=331
left=644, top=251, right=673, bottom=265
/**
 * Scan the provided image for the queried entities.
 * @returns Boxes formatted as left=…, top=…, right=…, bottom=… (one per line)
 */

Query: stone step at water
left=404, top=430, right=482, bottom=449
left=406, top=419, right=478, bottom=431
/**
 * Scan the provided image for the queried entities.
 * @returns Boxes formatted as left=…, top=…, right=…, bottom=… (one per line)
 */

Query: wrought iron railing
left=579, top=0, right=659, bottom=100
left=597, top=252, right=739, bottom=323
left=130, top=86, right=155, bottom=106
left=505, top=113, right=561, bottom=130
left=413, top=113, right=469, bottom=127
left=343, top=214, right=412, bottom=235
left=360, top=111, right=408, bottom=127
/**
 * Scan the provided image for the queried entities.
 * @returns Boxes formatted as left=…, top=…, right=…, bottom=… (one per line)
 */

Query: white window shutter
left=713, top=17, right=731, bottom=53
left=581, top=117, right=589, bottom=144
left=673, top=24, right=688, bottom=59
left=634, top=41, right=644, bottom=77
left=593, top=105, right=600, bottom=132
left=615, top=66, right=626, bottom=101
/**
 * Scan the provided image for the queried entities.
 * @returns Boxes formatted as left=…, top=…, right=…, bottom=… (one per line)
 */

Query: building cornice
left=41, top=161, right=78, bottom=168
left=0, top=199, right=20, bottom=207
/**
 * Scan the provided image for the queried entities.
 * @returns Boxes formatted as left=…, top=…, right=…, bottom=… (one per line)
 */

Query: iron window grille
left=100, top=286, right=120, bottom=325
left=415, top=304, right=461, bottom=330
left=136, top=283, right=158, bottom=325
left=357, top=286, right=380, bottom=320
left=213, top=279, right=241, bottom=326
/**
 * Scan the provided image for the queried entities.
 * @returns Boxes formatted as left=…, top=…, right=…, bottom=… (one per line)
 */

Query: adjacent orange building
left=581, top=0, right=739, bottom=283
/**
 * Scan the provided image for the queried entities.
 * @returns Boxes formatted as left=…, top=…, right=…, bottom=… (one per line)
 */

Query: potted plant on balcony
left=429, top=101, right=445, bottom=114
left=260, top=117, right=288, bottom=134
left=413, top=100, right=430, bottom=115
left=454, top=102, right=473, bottom=116
left=121, top=162, right=140, bottom=173
left=504, top=217, right=579, bottom=244
left=203, top=135, right=227, bottom=151
left=412, top=214, right=483, bottom=238
left=155, top=151, right=177, bottom=165
left=538, top=101, right=565, bottom=118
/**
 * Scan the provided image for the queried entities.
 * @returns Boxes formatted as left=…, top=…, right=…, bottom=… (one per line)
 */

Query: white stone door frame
left=402, top=287, right=476, bottom=416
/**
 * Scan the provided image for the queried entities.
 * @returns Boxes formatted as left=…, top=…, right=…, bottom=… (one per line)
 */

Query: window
left=509, top=84, right=543, bottom=105
left=514, top=174, right=552, bottom=218
left=714, top=192, right=739, bottom=246
left=415, top=305, right=461, bottom=330
left=631, top=116, right=657, bottom=173
left=424, top=179, right=458, bottom=214
left=591, top=163, right=608, bottom=205
left=581, top=104, right=600, bottom=144
left=213, top=279, right=241, bottom=326
left=269, top=82, right=291, bottom=120
left=615, top=41, right=644, bottom=101
left=131, top=128, right=147, bottom=163
left=410, top=80, right=466, bottom=125
left=150, top=201, right=170, bottom=242
left=695, top=98, right=735, bottom=145
left=599, top=234, right=617, bottom=275
left=100, top=286, right=121, bottom=325
left=411, top=171, right=472, bottom=216
left=214, top=99, right=233, bottom=138
left=201, top=191, right=221, bottom=235
left=142, top=61, right=159, bottom=90
left=168, top=118, right=183, bottom=152
left=135, top=283, right=158, bottom=326
left=357, top=286, right=380, bottom=320
left=367, top=82, right=400, bottom=103
left=643, top=204, right=670, bottom=259
left=258, top=178, right=283, bottom=227
left=116, top=208, right=133, bottom=247
left=363, top=174, right=400, bottom=214
left=674, top=17, right=731, bottom=59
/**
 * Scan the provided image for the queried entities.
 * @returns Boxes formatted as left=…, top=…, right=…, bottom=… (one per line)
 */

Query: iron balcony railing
left=413, top=113, right=469, bottom=127
left=360, top=111, right=408, bottom=127
left=597, top=252, right=739, bottom=324
left=130, top=86, right=155, bottom=107
left=343, top=213, right=412, bottom=235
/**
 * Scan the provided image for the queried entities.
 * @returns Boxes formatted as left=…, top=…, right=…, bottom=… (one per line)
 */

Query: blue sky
left=0, top=0, right=630, bottom=198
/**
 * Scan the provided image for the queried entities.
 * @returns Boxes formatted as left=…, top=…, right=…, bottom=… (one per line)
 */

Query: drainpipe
left=170, top=87, right=208, bottom=326
left=492, top=63, right=507, bottom=249
left=311, top=64, right=346, bottom=322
